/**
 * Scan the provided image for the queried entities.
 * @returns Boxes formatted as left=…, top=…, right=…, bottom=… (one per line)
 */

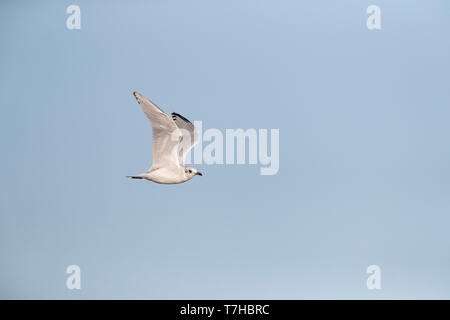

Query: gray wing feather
left=133, top=92, right=181, bottom=169
left=171, top=112, right=199, bottom=166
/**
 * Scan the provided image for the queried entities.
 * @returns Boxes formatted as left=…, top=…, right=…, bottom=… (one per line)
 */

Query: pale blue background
left=1, top=0, right=449, bottom=299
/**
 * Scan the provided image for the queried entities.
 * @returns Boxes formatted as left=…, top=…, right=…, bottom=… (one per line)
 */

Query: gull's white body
left=133, top=167, right=190, bottom=184
left=128, top=91, right=202, bottom=184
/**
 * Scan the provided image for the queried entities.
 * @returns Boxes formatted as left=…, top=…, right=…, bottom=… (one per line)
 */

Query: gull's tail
left=126, top=173, right=146, bottom=179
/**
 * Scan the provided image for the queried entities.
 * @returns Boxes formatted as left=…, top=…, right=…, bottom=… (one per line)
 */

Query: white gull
left=127, top=91, right=202, bottom=184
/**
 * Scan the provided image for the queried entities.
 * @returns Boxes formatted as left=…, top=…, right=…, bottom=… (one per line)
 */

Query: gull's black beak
left=196, top=172, right=203, bottom=176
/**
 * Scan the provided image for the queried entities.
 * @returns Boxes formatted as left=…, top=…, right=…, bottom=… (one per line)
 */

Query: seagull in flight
left=127, top=91, right=202, bottom=184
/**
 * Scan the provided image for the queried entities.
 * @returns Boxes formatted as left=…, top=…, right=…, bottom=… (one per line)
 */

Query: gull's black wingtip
left=171, top=112, right=191, bottom=123
left=132, top=91, right=141, bottom=103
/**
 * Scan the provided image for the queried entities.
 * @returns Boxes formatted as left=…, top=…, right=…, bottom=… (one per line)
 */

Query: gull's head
left=185, top=167, right=202, bottom=179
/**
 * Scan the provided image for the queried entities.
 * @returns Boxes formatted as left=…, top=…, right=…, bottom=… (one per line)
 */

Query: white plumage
left=127, top=91, right=202, bottom=184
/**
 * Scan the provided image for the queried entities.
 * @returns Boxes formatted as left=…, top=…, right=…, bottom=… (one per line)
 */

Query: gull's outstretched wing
left=133, top=91, right=181, bottom=169
left=171, top=112, right=199, bottom=166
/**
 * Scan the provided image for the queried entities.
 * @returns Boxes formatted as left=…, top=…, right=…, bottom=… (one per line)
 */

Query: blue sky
left=1, top=0, right=450, bottom=299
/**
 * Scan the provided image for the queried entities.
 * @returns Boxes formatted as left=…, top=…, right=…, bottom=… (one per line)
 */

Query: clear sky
left=1, top=0, right=450, bottom=299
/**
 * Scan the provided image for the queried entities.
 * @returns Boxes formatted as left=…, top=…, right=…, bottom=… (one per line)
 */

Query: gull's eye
left=189, top=170, right=192, bottom=173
